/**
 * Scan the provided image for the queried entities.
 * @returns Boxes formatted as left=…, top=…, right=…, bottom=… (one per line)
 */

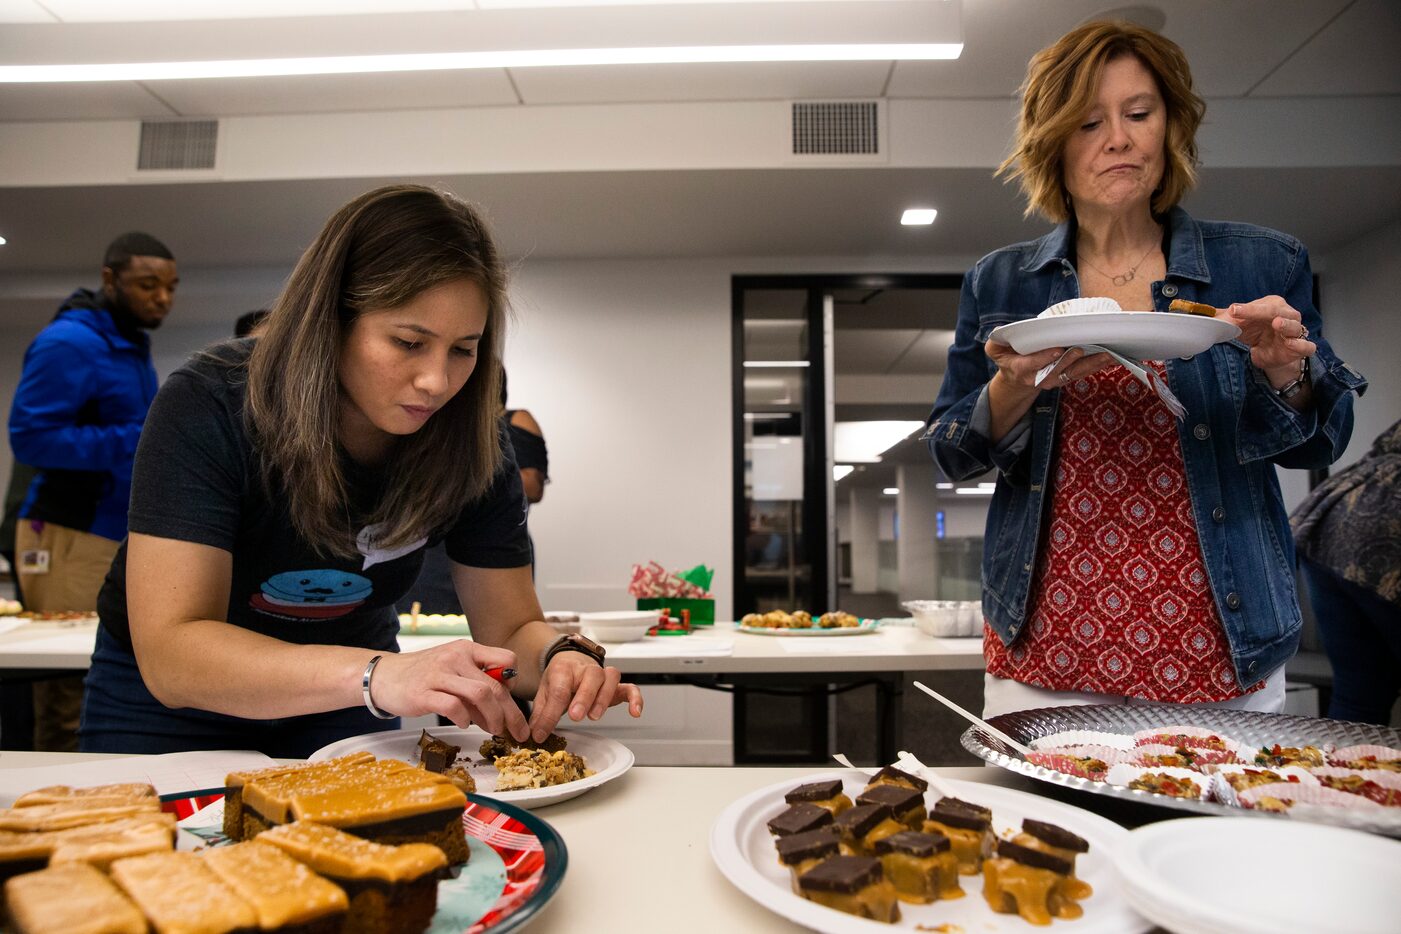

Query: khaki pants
left=14, top=520, right=119, bottom=752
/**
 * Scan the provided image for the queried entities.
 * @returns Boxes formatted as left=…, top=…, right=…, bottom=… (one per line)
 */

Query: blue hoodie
left=9, top=289, right=159, bottom=541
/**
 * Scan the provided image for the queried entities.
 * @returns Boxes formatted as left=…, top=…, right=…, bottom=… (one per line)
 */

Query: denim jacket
left=926, top=206, right=1367, bottom=689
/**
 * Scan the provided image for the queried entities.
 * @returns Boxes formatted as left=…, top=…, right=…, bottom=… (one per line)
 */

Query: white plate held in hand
left=989, top=311, right=1239, bottom=360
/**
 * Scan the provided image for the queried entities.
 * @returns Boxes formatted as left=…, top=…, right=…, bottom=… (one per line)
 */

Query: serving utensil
left=912, top=680, right=1032, bottom=756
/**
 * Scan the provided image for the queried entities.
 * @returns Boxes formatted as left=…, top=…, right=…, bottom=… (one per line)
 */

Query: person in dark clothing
left=1292, top=418, right=1401, bottom=725
left=1, top=461, right=38, bottom=605
left=8, top=232, right=177, bottom=751
left=80, top=186, right=638, bottom=758
left=404, top=370, right=550, bottom=614
left=234, top=309, right=271, bottom=338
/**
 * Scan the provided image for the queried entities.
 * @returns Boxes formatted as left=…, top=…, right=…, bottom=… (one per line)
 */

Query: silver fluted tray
left=961, top=703, right=1401, bottom=837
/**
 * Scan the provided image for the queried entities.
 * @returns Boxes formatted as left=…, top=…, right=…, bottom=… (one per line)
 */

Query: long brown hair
left=997, top=20, right=1206, bottom=223
left=245, top=185, right=508, bottom=557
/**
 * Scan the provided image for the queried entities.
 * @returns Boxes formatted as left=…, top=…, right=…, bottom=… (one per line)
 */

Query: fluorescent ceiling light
left=0, top=236, right=6, bottom=246
left=0, top=1, right=962, bottom=82
left=936, top=482, right=954, bottom=490
left=833, top=465, right=855, bottom=482
left=744, top=412, right=793, bottom=420
left=977, top=481, right=996, bottom=489
left=882, top=487, right=899, bottom=495
left=833, top=420, right=922, bottom=463
left=744, top=360, right=810, bottom=368
left=955, top=487, right=994, bottom=495
left=901, top=208, right=938, bottom=226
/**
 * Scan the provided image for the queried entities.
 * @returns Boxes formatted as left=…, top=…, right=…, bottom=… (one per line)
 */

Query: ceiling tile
left=1249, top=0, right=1401, bottom=97
left=0, top=82, right=173, bottom=120
left=146, top=70, right=520, bottom=117
left=510, top=61, right=891, bottom=106
left=888, top=0, right=1353, bottom=99
left=834, top=328, right=922, bottom=373
left=889, top=329, right=954, bottom=375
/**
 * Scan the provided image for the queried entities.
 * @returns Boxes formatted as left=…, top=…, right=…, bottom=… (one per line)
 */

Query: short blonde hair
left=998, top=21, right=1206, bottom=223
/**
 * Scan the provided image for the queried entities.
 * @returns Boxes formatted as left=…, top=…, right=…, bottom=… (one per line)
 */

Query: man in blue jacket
left=8, top=232, right=176, bottom=750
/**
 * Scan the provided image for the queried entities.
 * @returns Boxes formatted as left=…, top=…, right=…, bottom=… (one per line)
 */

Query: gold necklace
left=1077, top=240, right=1159, bottom=287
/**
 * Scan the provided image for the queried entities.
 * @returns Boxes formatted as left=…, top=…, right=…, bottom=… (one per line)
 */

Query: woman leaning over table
left=79, top=184, right=642, bottom=758
left=925, top=21, right=1367, bottom=720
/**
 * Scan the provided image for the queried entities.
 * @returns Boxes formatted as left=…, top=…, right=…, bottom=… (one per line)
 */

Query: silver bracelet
left=361, top=654, right=395, bottom=720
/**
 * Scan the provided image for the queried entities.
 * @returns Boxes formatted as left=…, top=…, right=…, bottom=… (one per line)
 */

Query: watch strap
left=542, top=633, right=606, bottom=671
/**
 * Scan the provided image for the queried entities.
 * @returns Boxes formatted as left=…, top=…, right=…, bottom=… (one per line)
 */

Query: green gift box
left=637, top=596, right=715, bottom=625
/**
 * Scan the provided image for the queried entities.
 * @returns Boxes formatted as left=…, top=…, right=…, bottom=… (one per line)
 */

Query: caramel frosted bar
left=0, top=799, right=162, bottom=833
left=258, top=822, right=447, bottom=934
left=1168, top=299, right=1217, bottom=317
left=110, top=850, right=257, bottom=934
left=223, top=752, right=376, bottom=840
left=200, top=841, right=348, bottom=932
left=3, top=862, right=147, bottom=934
left=14, top=784, right=157, bottom=808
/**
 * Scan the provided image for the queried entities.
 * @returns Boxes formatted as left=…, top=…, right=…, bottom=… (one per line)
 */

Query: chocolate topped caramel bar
left=766, top=802, right=834, bottom=836
left=873, top=830, right=950, bottom=858
left=1021, top=819, right=1089, bottom=853
left=855, top=783, right=923, bottom=816
left=868, top=765, right=929, bottom=793
left=798, top=855, right=884, bottom=894
left=784, top=779, right=844, bottom=804
left=834, top=804, right=893, bottom=839
left=996, top=838, right=1073, bottom=875
left=775, top=827, right=841, bottom=866
left=929, top=798, right=992, bottom=832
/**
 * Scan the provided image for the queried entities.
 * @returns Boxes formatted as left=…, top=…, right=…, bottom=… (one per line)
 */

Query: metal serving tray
left=961, top=703, right=1401, bottom=837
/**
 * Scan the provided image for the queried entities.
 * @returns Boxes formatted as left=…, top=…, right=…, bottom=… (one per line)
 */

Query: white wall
left=1316, top=217, right=1401, bottom=469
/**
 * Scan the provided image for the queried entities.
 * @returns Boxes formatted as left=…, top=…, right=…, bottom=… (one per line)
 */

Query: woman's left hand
left=1219, top=295, right=1316, bottom=374
left=527, top=653, right=644, bottom=742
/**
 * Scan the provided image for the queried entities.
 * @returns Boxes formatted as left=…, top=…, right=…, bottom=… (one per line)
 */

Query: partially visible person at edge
left=403, top=369, right=550, bottom=614
left=79, top=185, right=642, bottom=758
left=1292, top=418, right=1401, bottom=726
left=924, top=21, right=1366, bottom=719
left=1, top=461, right=38, bottom=604
left=8, top=232, right=177, bottom=751
left=235, top=309, right=271, bottom=339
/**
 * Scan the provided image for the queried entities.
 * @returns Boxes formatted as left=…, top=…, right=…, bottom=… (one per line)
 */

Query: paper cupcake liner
left=1104, top=763, right=1208, bottom=800
left=1131, top=725, right=1241, bottom=752
left=1038, top=297, right=1121, bottom=318
left=1209, top=765, right=1316, bottom=807
left=1309, top=767, right=1401, bottom=806
left=1133, top=742, right=1242, bottom=770
left=1030, top=730, right=1136, bottom=752
left=1326, top=744, right=1401, bottom=770
left=1026, top=749, right=1130, bottom=781
left=1235, top=782, right=1383, bottom=813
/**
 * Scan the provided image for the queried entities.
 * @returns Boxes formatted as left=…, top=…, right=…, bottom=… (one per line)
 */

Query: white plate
left=737, top=619, right=881, bottom=637
left=308, top=726, right=633, bottom=809
left=989, top=311, right=1239, bottom=360
left=1116, top=817, right=1401, bottom=934
left=710, top=771, right=1148, bottom=933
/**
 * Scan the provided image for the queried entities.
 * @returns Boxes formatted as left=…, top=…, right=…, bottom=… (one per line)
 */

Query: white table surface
left=0, top=619, right=985, bottom=674
left=0, top=752, right=1024, bottom=933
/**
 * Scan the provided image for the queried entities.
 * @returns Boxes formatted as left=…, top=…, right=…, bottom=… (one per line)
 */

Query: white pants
left=982, top=666, right=1287, bottom=720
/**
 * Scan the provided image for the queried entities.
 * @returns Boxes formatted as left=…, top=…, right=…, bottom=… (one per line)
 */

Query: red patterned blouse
left=983, top=363, right=1262, bottom=703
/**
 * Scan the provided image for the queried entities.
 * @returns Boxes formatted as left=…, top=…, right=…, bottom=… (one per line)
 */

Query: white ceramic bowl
left=578, top=610, right=658, bottom=642
left=903, top=600, right=981, bottom=637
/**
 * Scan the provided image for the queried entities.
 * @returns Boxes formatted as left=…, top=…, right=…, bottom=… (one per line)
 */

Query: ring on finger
left=1298, top=325, right=1309, bottom=339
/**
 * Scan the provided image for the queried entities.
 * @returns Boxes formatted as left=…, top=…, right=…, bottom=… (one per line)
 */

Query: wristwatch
left=541, top=633, right=606, bottom=671
left=1274, top=358, right=1310, bottom=400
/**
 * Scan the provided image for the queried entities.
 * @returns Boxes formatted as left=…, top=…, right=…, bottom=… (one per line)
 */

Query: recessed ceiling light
left=882, top=487, right=899, bottom=495
left=955, top=487, right=994, bottom=495
left=936, top=482, right=954, bottom=490
left=901, top=208, right=937, bottom=226
left=0, top=236, right=6, bottom=246
left=743, top=360, right=810, bottom=368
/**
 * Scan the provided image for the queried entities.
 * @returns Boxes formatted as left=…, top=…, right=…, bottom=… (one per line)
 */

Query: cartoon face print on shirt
left=249, top=569, right=374, bottom=620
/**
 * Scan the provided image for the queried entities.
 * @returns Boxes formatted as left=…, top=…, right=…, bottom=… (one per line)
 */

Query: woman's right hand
left=983, top=341, right=1112, bottom=443
left=368, top=641, right=530, bottom=741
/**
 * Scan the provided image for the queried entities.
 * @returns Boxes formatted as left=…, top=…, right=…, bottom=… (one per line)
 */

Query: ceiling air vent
left=791, top=101, right=880, bottom=156
left=137, top=120, right=218, bottom=171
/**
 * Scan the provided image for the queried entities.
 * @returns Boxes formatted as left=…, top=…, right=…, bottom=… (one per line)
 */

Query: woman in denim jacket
left=926, top=21, right=1366, bottom=718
